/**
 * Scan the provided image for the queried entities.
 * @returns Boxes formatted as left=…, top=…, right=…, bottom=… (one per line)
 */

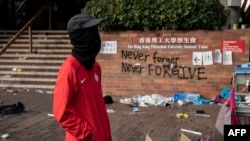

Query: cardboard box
left=145, top=134, right=152, bottom=141
left=178, top=133, right=191, bottom=141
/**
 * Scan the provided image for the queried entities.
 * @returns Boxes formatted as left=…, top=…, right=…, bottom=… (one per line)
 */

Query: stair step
left=7, top=44, right=72, bottom=48
left=1, top=53, right=68, bottom=58
left=0, top=77, right=55, bottom=82
left=0, top=83, right=55, bottom=90
left=0, top=71, right=58, bottom=75
left=0, top=30, right=70, bottom=91
left=0, top=38, right=71, bottom=43
left=1, top=55, right=65, bottom=60
left=0, top=65, right=60, bottom=69
left=5, top=48, right=71, bottom=53
left=0, top=34, right=70, bottom=38
left=0, top=30, right=67, bottom=34
left=0, top=59, right=63, bottom=64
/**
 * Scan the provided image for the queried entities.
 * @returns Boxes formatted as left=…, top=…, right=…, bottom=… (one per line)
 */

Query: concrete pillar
left=220, top=0, right=241, bottom=29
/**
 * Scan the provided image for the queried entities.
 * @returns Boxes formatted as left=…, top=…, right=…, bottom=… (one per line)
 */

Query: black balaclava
left=67, top=13, right=103, bottom=70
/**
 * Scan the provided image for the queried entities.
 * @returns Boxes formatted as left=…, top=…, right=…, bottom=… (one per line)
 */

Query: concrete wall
left=98, top=29, right=250, bottom=100
left=220, top=0, right=242, bottom=29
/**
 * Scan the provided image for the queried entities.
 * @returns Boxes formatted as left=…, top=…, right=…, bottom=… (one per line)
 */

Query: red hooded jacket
left=53, top=55, right=112, bottom=141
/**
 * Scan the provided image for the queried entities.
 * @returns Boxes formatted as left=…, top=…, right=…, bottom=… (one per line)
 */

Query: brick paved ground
left=0, top=88, right=250, bottom=141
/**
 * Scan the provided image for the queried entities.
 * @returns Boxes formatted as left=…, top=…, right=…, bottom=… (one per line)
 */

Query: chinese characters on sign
left=214, top=49, right=222, bottom=64
left=138, top=37, right=197, bottom=44
left=100, top=41, right=117, bottom=54
left=129, top=36, right=208, bottom=49
left=223, top=51, right=233, bottom=65
left=192, top=52, right=213, bottom=66
left=100, top=38, right=241, bottom=66
left=192, top=50, right=232, bottom=66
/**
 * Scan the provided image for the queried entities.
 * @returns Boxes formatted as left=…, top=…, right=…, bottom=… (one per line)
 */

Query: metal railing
left=15, top=0, right=27, bottom=26
left=0, top=3, right=51, bottom=55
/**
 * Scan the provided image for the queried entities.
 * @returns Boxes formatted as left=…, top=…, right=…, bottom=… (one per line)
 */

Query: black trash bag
left=0, top=101, right=25, bottom=116
left=104, top=95, right=114, bottom=104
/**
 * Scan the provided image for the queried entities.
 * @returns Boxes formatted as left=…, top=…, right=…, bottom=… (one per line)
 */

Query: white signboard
left=223, top=51, right=233, bottom=65
left=214, top=49, right=222, bottom=64
left=203, top=51, right=213, bottom=65
left=100, top=41, right=117, bottom=54
left=193, top=52, right=203, bottom=66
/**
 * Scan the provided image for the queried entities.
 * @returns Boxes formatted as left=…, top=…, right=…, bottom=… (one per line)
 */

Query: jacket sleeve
left=53, top=66, right=93, bottom=140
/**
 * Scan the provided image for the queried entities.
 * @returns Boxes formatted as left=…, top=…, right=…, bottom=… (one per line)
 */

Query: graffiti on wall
left=121, top=50, right=207, bottom=80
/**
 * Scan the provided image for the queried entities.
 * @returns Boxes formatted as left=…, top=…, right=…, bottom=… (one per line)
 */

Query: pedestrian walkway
left=0, top=88, right=249, bottom=141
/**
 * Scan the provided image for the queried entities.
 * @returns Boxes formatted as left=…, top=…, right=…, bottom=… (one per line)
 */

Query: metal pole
left=29, top=26, right=33, bottom=53
left=48, top=3, right=51, bottom=30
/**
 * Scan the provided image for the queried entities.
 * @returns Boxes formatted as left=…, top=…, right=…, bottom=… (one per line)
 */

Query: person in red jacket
left=53, top=13, right=112, bottom=141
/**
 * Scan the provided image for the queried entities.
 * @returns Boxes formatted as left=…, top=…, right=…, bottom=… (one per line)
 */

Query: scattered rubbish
left=35, top=89, right=46, bottom=94
left=181, top=128, right=202, bottom=136
left=194, top=113, right=211, bottom=117
left=0, top=102, right=25, bottom=116
left=17, top=57, right=28, bottom=60
left=104, top=95, right=114, bottom=104
left=176, top=113, right=189, bottom=119
left=177, top=100, right=186, bottom=106
left=128, top=110, right=145, bottom=115
left=218, top=87, right=241, bottom=102
left=211, top=95, right=226, bottom=104
left=196, top=110, right=205, bottom=114
left=132, top=106, right=139, bottom=113
left=199, top=135, right=211, bottom=141
left=16, top=88, right=30, bottom=93
left=189, top=110, right=210, bottom=117
left=45, top=91, right=52, bottom=94
left=4, top=87, right=16, bottom=93
left=151, top=94, right=173, bottom=106
left=107, top=109, right=116, bottom=113
left=138, top=102, right=148, bottom=107
left=47, top=113, right=54, bottom=117
left=119, top=94, right=173, bottom=107
left=17, top=68, right=25, bottom=72
left=12, top=68, right=25, bottom=72
left=24, top=108, right=30, bottom=112
left=173, top=93, right=210, bottom=105
left=6, top=89, right=14, bottom=93
left=165, top=103, right=174, bottom=108
left=178, top=133, right=191, bottom=141
left=119, top=98, right=131, bottom=105
left=38, top=34, right=47, bottom=40
left=131, top=95, right=140, bottom=106
left=145, top=134, right=153, bottom=141
left=179, top=133, right=210, bottom=141
left=1, top=133, right=9, bottom=139
left=2, top=74, right=12, bottom=78
left=245, top=94, right=250, bottom=100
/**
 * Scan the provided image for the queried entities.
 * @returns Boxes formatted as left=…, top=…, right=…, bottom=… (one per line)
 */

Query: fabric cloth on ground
left=172, top=93, right=210, bottom=105
left=0, top=101, right=25, bottom=116
left=119, top=94, right=173, bottom=107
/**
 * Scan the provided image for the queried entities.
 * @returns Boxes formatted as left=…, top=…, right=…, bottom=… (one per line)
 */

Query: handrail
left=15, top=0, right=26, bottom=13
left=0, top=3, right=50, bottom=55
